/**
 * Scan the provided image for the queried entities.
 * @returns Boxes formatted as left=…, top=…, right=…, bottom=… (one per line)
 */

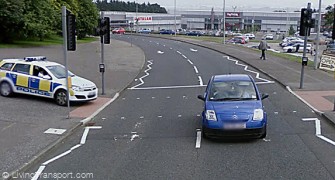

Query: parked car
left=138, top=28, right=151, bottom=34
left=186, top=31, right=202, bottom=36
left=244, top=33, right=255, bottom=39
left=0, top=56, right=98, bottom=106
left=197, top=74, right=268, bottom=139
left=112, top=28, right=125, bottom=34
left=226, top=36, right=246, bottom=44
left=263, top=34, right=274, bottom=40
left=283, top=43, right=312, bottom=53
left=159, top=29, right=175, bottom=35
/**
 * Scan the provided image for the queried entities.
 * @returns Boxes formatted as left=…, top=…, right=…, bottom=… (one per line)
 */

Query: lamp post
left=314, top=0, right=322, bottom=70
left=223, top=0, right=226, bottom=44
left=174, top=0, right=177, bottom=36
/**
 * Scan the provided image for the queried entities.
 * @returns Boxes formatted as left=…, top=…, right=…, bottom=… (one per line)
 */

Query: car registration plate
left=89, top=92, right=96, bottom=96
left=224, top=123, right=246, bottom=129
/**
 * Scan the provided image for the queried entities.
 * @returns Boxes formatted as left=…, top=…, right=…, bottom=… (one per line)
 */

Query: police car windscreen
left=46, top=65, right=74, bottom=79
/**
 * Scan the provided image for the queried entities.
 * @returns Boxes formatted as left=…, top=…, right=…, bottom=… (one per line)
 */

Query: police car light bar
left=24, top=56, right=47, bottom=61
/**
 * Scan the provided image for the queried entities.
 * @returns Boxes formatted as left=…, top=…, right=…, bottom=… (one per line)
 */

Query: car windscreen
left=209, top=80, right=258, bottom=101
left=46, top=65, right=74, bottom=79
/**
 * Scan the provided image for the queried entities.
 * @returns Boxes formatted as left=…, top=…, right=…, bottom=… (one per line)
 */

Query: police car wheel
left=55, top=90, right=67, bottom=106
left=0, top=81, right=13, bottom=97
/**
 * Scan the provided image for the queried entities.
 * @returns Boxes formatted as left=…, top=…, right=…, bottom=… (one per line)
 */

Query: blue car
left=198, top=74, right=269, bottom=139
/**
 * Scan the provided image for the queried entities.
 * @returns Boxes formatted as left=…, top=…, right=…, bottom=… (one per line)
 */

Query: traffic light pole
left=299, top=3, right=311, bottom=89
left=100, top=12, right=105, bottom=95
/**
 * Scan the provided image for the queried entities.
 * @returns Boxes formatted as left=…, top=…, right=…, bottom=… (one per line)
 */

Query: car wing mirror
left=197, top=95, right=206, bottom=101
left=261, top=93, right=269, bottom=100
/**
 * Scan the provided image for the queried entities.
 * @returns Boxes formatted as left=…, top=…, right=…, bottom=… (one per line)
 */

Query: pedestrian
left=258, top=39, right=268, bottom=60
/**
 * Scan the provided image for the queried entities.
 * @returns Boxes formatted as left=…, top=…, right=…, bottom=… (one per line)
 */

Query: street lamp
left=174, top=0, right=177, bottom=36
left=314, top=0, right=322, bottom=70
left=223, top=0, right=226, bottom=44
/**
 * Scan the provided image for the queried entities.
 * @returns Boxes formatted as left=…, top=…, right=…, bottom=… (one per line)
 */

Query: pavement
left=135, top=34, right=335, bottom=125
left=0, top=39, right=145, bottom=178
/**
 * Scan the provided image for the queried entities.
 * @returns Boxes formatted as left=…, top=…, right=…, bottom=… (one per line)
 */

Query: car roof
left=213, top=74, right=252, bottom=82
left=1, top=58, right=61, bottom=68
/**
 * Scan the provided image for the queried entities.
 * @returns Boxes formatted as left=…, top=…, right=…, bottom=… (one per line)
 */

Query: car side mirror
left=197, top=95, right=206, bottom=101
left=261, top=93, right=269, bottom=100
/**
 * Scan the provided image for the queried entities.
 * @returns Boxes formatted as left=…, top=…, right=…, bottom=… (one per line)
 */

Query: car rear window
left=0, top=63, right=14, bottom=71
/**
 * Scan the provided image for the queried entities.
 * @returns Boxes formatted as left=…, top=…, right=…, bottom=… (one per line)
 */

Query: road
left=21, top=35, right=335, bottom=180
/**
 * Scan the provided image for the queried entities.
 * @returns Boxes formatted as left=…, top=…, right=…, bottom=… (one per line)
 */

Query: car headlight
left=205, top=110, right=217, bottom=121
left=253, top=109, right=264, bottom=121
left=72, top=85, right=84, bottom=92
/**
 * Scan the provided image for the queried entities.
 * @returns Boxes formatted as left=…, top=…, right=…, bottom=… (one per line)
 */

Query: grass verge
left=0, top=36, right=98, bottom=48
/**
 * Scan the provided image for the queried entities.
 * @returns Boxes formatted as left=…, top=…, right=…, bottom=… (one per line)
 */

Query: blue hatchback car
left=198, top=74, right=269, bottom=139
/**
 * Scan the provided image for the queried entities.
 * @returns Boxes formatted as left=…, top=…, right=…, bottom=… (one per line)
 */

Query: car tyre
left=55, top=89, right=68, bottom=106
left=202, top=126, right=209, bottom=139
left=287, top=49, right=292, bottom=53
left=0, top=81, right=13, bottom=97
left=260, top=125, right=267, bottom=139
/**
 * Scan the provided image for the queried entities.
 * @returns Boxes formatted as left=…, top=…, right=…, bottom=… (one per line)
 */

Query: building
left=104, top=9, right=325, bottom=33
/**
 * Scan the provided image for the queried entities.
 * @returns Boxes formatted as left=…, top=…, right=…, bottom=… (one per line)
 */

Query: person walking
left=258, top=39, right=268, bottom=60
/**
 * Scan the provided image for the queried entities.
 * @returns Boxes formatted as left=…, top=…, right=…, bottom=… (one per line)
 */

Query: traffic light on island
left=299, top=8, right=313, bottom=36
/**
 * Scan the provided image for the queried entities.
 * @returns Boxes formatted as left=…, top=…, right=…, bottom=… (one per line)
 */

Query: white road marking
left=170, top=47, right=173, bottom=50
left=136, top=97, right=140, bottom=100
left=122, top=98, right=126, bottom=100
left=121, top=117, right=125, bottom=120
left=158, top=116, right=163, bottom=118
left=163, top=45, right=166, bottom=47
left=182, top=54, right=187, bottom=59
left=197, top=114, right=201, bottom=117
left=263, top=138, right=271, bottom=142
left=293, top=111, right=297, bottom=113
left=198, top=76, right=203, bottom=86
left=166, top=96, right=171, bottom=99
left=140, top=116, right=144, bottom=119
left=157, top=43, right=160, bottom=45
left=178, top=115, right=182, bottom=117
left=33, top=127, right=101, bottom=180
left=190, top=48, right=198, bottom=52
left=176, top=51, right=182, bottom=54
left=274, top=112, right=279, bottom=115
left=223, top=56, right=273, bottom=84
left=193, top=66, right=199, bottom=74
left=131, top=134, right=139, bottom=141
left=195, top=129, right=201, bottom=149
left=302, top=118, right=335, bottom=146
left=129, top=84, right=206, bottom=90
left=152, top=97, right=155, bottom=99
left=157, top=51, right=164, bottom=54
left=44, top=128, right=66, bottom=135
left=187, top=59, right=194, bottom=65
left=129, top=60, right=153, bottom=89
left=31, top=166, right=46, bottom=180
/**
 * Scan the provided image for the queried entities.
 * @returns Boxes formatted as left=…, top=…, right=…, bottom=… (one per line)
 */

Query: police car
left=0, top=56, right=98, bottom=106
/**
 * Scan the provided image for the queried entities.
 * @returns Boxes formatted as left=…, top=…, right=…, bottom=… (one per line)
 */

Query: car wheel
left=0, top=81, right=13, bottom=97
left=260, top=125, right=267, bottom=139
left=202, top=126, right=208, bottom=139
left=287, top=49, right=292, bottom=53
left=55, top=89, right=68, bottom=106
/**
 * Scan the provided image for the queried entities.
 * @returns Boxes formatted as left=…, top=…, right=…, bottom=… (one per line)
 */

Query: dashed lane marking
left=196, top=129, right=201, bottom=149
left=193, top=66, right=199, bottom=74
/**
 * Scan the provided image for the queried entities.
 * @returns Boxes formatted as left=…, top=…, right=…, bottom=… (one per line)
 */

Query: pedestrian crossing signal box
left=302, top=57, right=308, bottom=66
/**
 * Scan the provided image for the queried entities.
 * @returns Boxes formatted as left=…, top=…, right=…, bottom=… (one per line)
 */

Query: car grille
left=84, top=87, right=96, bottom=91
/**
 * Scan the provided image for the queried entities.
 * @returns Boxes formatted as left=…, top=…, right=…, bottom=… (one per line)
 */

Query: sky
left=139, top=0, right=334, bottom=12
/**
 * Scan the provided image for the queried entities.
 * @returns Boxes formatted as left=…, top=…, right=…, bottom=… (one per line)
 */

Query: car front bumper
left=202, top=125, right=266, bottom=139
left=69, top=88, right=98, bottom=102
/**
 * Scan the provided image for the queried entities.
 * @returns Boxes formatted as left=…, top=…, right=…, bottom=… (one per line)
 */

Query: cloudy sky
left=139, top=0, right=334, bottom=11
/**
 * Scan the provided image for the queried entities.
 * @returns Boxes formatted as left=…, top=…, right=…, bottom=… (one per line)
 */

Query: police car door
left=11, top=63, right=31, bottom=93
left=30, top=65, right=52, bottom=97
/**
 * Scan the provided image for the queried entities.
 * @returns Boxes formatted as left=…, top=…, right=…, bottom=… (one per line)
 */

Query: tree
left=76, top=0, right=99, bottom=39
left=0, top=0, right=26, bottom=43
left=324, top=5, right=334, bottom=31
left=288, top=25, right=295, bottom=35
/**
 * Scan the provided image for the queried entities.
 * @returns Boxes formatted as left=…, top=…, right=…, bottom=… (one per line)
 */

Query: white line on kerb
left=195, top=129, right=201, bottom=149
left=193, top=66, right=199, bottom=74
left=198, top=76, right=203, bottom=86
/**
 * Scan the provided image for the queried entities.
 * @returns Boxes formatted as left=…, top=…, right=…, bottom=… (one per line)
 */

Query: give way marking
left=302, top=118, right=335, bottom=146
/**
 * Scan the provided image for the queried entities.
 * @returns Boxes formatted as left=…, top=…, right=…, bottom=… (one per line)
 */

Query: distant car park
left=138, top=28, right=152, bottom=34
left=185, top=31, right=202, bottom=36
left=159, top=29, right=175, bottom=35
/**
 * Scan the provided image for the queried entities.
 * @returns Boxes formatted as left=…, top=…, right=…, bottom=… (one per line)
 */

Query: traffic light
left=103, top=17, right=110, bottom=44
left=66, top=10, right=76, bottom=51
left=299, top=8, right=312, bottom=36
left=332, top=9, right=335, bottom=39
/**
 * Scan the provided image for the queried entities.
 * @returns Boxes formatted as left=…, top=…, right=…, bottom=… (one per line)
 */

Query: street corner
left=70, top=97, right=112, bottom=119
left=295, top=90, right=335, bottom=112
